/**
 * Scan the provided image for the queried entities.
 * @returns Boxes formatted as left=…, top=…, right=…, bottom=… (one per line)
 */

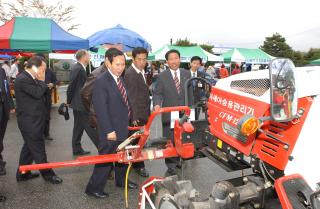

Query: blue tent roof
left=0, top=54, right=13, bottom=59
left=88, top=24, right=151, bottom=52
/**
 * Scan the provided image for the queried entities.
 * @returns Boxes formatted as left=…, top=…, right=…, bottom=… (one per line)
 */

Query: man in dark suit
left=85, top=48, right=138, bottom=198
left=153, top=49, right=193, bottom=175
left=43, top=67, right=58, bottom=141
left=124, top=47, right=150, bottom=177
left=0, top=67, right=14, bottom=176
left=67, top=50, right=99, bottom=155
left=0, top=67, right=14, bottom=202
left=14, top=56, right=62, bottom=184
left=190, top=56, right=206, bottom=120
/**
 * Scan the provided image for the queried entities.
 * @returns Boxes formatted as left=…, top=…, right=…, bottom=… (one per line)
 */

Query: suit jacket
left=44, top=68, right=58, bottom=114
left=67, top=62, right=87, bottom=111
left=153, top=68, right=193, bottom=123
left=92, top=70, right=130, bottom=142
left=14, top=71, right=47, bottom=134
left=81, top=64, right=107, bottom=112
left=0, top=68, right=14, bottom=120
left=124, top=66, right=150, bottom=123
left=80, top=64, right=107, bottom=127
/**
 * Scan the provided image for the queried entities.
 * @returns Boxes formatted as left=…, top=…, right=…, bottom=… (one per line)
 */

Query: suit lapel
left=131, top=66, right=148, bottom=88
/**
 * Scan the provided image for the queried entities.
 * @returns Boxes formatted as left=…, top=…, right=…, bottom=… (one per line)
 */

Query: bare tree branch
left=0, top=0, right=79, bottom=31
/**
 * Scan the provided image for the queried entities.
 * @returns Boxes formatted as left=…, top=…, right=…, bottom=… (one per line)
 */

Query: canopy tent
left=222, top=48, right=274, bottom=64
left=148, top=45, right=223, bottom=62
left=88, top=24, right=151, bottom=52
left=309, top=58, right=320, bottom=65
left=0, top=17, right=89, bottom=52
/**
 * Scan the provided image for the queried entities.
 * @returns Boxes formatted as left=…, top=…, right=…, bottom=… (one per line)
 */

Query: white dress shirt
left=108, top=69, right=119, bottom=83
left=132, top=63, right=146, bottom=84
left=169, top=68, right=180, bottom=82
left=9, top=63, right=19, bottom=78
left=191, top=70, right=197, bottom=78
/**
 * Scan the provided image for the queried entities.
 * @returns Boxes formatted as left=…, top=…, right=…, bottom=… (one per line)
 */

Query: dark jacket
left=80, top=64, right=107, bottom=127
left=153, top=68, right=193, bottom=123
left=191, top=70, right=206, bottom=104
left=0, top=68, right=14, bottom=120
left=124, top=66, right=150, bottom=123
left=67, top=62, right=87, bottom=111
left=92, top=70, right=130, bottom=142
left=14, top=71, right=47, bottom=135
left=44, top=68, right=58, bottom=118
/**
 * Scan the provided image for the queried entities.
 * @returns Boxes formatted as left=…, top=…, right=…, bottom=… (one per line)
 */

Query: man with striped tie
left=85, top=48, right=138, bottom=199
left=153, top=49, right=193, bottom=175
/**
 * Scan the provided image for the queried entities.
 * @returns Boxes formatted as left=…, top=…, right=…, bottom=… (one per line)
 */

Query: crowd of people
left=0, top=47, right=250, bottom=201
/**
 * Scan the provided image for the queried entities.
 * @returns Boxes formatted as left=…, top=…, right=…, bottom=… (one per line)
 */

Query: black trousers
left=18, top=127, right=55, bottom=177
left=44, top=104, right=51, bottom=137
left=163, top=122, right=180, bottom=169
left=0, top=108, right=8, bottom=168
left=86, top=140, right=127, bottom=193
left=72, top=110, right=99, bottom=153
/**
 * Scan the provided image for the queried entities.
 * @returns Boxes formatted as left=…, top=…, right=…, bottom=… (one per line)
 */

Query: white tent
left=149, top=45, right=223, bottom=62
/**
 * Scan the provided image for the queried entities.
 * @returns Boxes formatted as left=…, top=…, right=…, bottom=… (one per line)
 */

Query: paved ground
left=0, top=87, right=244, bottom=209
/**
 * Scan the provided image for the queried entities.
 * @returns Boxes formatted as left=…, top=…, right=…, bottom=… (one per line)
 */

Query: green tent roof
left=309, top=58, right=320, bottom=65
left=222, top=48, right=273, bottom=64
left=148, top=45, right=222, bottom=62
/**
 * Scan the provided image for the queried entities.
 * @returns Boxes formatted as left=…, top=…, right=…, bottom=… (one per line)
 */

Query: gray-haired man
left=67, top=50, right=99, bottom=155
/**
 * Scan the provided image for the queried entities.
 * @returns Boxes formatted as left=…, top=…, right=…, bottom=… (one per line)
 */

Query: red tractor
left=20, top=58, right=320, bottom=208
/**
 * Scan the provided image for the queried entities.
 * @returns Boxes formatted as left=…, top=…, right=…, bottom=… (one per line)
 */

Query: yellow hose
left=125, top=162, right=132, bottom=209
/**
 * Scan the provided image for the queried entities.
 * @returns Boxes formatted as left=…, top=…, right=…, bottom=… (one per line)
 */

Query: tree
left=0, top=0, right=79, bottom=31
left=292, top=51, right=307, bottom=67
left=200, top=44, right=214, bottom=53
left=304, top=48, right=320, bottom=62
left=260, top=33, right=294, bottom=59
left=175, top=37, right=196, bottom=46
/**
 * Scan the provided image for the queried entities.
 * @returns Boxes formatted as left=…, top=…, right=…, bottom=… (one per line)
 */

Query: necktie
left=117, top=78, right=131, bottom=118
left=174, top=71, right=180, bottom=94
left=192, top=72, right=196, bottom=87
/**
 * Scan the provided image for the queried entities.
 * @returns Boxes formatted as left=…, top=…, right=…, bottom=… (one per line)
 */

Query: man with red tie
left=85, top=48, right=137, bottom=199
left=153, top=49, right=193, bottom=175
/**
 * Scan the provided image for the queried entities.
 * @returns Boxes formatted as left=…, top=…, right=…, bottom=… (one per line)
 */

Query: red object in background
left=0, top=51, right=34, bottom=57
left=0, top=18, right=15, bottom=49
left=231, top=68, right=241, bottom=75
left=19, top=106, right=195, bottom=173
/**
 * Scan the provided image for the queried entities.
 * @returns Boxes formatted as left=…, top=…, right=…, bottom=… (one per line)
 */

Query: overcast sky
left=12, top=0, right=320, bottom=51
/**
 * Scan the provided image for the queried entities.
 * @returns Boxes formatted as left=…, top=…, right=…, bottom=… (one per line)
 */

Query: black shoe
left=116, top=180, right=138, bottom=189
left=167, top=168, right=177, bottom=175
left=43, top=175, right=63, bottom=184
left=135, top=167, right=149, bottom=177
left=0, top=195, right=6, bottom=202
left=44, top=136, right=54, bottom=141
left=73, top=150, right=90, bottom=156
left=16, top=172, right=40, bottom=182
left=85, top=191, right=109, bottom=199
left=0, top=167, right=6, bottom=176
